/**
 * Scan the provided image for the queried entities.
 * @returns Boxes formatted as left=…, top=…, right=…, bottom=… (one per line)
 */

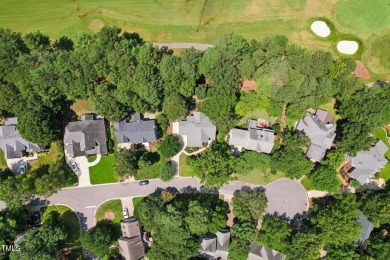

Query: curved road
left=12, top=177, right=308, bottom=231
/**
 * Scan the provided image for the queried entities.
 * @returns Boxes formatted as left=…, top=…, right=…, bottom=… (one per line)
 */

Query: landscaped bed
left=88, top=154, right=118, bottom=184
left=96, top=199, right=123, bottom=224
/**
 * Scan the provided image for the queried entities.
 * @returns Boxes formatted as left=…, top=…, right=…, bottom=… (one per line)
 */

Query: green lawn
left=301, top=177, right=316, bottom=191
left=88, top=154, right=118, bottom=184
left=235, top=170, right=285, bottom=185
left=135, top=161, right=163, bottom=180
left=0, top=149, right=6, bottom=169
left=132, top=197, right=144, bottom=211
left=237, top=109, right=276, bottom=128
left=96, top=199, right=123, bottom=224
left=372, top=127, right=390, bottom=147
left=29, top=141, right=63, bottom=170
left=40, top=205, right=81, bottom=247
left=179, top=154, right=194, bottom=177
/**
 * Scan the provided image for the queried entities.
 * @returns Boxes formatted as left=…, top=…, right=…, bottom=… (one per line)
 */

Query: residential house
left=175, top=112, right=216, bottom=147
left=199, top=230, right=230, bottom=259
left=296, top=109, right=336, bottom=162
left=114, top=113, right=157, bottom=148
left=356, top=212, right=374, bottom=246
left=344, top=140, right=388, bottom=184
left=64, top=115, right=107, bottom=158
left=0, top=117, right=44, bottom=159
left=118, top=218, right=145, bottom=260
left=247, top=242, right=286, bottom=260
left=229, top=119, right=274, bottom=154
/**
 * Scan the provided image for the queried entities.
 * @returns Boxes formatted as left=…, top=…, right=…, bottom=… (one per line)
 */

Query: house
left=0, top=117, right=44, bottom=159
left=344, top=140, right=388, bottom=184
left=229, top=120, right=274, bottom=154
left=175, top=112, right=216, bottom=147
left=355, top=212, right=374, bottom=246
left=296, top=109, right=336, bottom=162
left=247, top=242, right=286, bottom=260
left=199, top=230, right=230, bottom=259
left=64, top=115, right=107, bottom=158
left=114, top=113, right=157, bottom=147
left=118, top=218, right=145, bottom=260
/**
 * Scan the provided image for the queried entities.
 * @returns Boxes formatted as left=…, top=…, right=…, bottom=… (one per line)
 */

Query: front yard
left=235, top=170, right=285, bottom=185
left=88, top=154, right=118, bottom=184
left=179, top=153, right=194, bottom=177
left=96, top=199, right=123, bottom=224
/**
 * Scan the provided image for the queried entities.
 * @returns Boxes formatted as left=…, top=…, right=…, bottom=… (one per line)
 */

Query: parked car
left=20, top=165, right=26, bottom=174
left=123, top=208, right=129, bottom=218
left=139, top=180, right=149, bottom=186
left=71, top=162, right=78, bottom=172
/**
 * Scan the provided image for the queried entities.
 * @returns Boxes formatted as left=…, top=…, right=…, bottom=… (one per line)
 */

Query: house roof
left=121, top=219, right=142, bottom=238
left=178, top=112, right=216, bottom=147
left=346, top=141, right=388, bottom=184
left=114, top=113, right=157, bottom=144
left=229, top=120, right=274, bottom=154
left=216, top=230, right=230, bottom=251
left=248, top=242, right=286, bottom=260
left=0, top=118, right=44, bottom=159
left=118, top=237, right=145, bottom=260
left=356, top=212, right=374, bottom=244
left=296, top=110, right=336, bottom=162
left=200, top=235, right=217, bottom=253
left=64, top=117, right=107, bottom=158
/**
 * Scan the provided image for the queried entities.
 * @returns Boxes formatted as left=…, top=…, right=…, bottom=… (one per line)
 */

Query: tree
left=23, top=31, right=50, bottom=52
left=80, top=220, right=121, bottom=259
left=162, top=94, right=187, bottom=121
left=308, top=165, right=341, bottom=193
left=366, top=227, right=390, bottom=260
left=286, top=232, right=323, bottom=260
left=232, top=187, right=267, bottom=221
left=359, top=190, right=390, bottom=227
left=0, top=175, right=35, bottom=211
left=258, top=215, right=292, bottom=253
left=135, top=194, right=165, bottom=231
left=231, top=221, right=258, bottom=245
left=190, top=142, right=235, bottom=188
left=160, top=162, right=175, bottom=182
left=234, top=152, right=271, bottom=175
left=326, top=244, right=360, bottom=260
left=157, top=135, right=182, bottom=158
left=312, top=194, right=361, bottom=246
left=156, top=114, right=169, bottom=137
left=114, top=148, right=139, bottom=178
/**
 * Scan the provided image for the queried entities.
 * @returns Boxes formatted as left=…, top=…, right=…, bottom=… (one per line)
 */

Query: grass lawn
left=88, top=154, right=118, bottom=184
left=372, top=127, right=390, bottom=147
left=96, top=199, right=123, bottom=224
left=301, top=176, right=316, bottom=191
left=40, top=205, right=81, bottom=247
left=135, top=161, right=162, bottom=180
left=0, top=149, right=7, bottom=169
left=179, top=153, right=194, bottom=177
left=71, top=99, right=95, bottom=116
left=132, top=197, right=144, bottom=211
left=237, top=109, right=276, bottom=128
left=318, top=99, right=341, bottom=122
left=29, top=141, right=63, bottom=170
left=235, top=170, right=285, bottom=185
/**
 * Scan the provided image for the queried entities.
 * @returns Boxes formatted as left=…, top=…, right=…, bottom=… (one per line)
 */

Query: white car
left=123, top=208, right=129, bottom=219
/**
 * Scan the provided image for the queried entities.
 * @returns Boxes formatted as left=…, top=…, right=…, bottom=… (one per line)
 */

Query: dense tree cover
left=271, top=132, right=313, bottom=179
left=326, top=244, right=360, bottom=260
left=159, top=161, right=175, bottom=182
left=233, top=151, right=271, bottom=175
left=365, top=226, right=390, bottom=260
left=228, top=221, right=258, bottom=260
left=189, top=142, right=234, bottom=188
left=157, top=134, right=182, bottom=158
left=136, top=192, right=227, bottom=260
left=359, top=189, right=390, bottom=227
left=114, top=148, right=139, bottom=178
left=80, top=220, right=121, bottom=259
left=10, top=212, right=68, bottom=260
left=232, top=187, right=267, bottom=222
left=0, top=175, right=35, bottom=211
left=258, top=215, right=292, bottom=253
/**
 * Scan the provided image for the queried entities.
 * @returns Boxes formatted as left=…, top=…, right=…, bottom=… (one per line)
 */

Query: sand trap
left=311, top=21, right=331, bottom=37
left=89, top=19, right=104, bottom=32
left=337, top=40, right=359, bottom=55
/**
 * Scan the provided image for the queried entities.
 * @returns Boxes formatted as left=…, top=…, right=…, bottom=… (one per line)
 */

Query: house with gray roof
left=199, top=230, right=230, bottom=259
left=356, top=212, right=374, bottom=246
left=248, top=242, right=286, bottom=260
left=345, top=140, right=388, bottom=184
left=177, top=112, right=216, bottom=147
left=64, top=116, right=107, bottom=158
left=0, top=118, right=44, bottom=159
left=118, top=218, right=145, bottom=260
left=114, top=113, right=157, bottom=147
left=229, top=120, right=274, bottom=154
left=296, top=109, right=336, bottom=162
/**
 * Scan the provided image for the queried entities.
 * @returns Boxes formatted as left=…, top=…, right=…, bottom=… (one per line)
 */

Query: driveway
left=65, top=154, right=92, bottom=187
left=6, top=154, right=38, bottom=174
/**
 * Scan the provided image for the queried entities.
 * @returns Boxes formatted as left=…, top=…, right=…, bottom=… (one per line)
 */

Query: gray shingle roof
left=229, top=120, right=274, bottom=154
left=356, top=212, right=374, bottom=244
left=114, top=113, right=157, bottom=144
left=178, top=112, right=216, bottom=147
left=346, top=141, right=388, bottom=184
left=248, top=242, right=286, bottom=260
left=64, top=117, right=107, bottom=158
left=216, top=229, right=230, bottom=251
left=200, top=235, right=217, bottom=253
left=296, top=110, right=336, bottom=162
left=118, top=219, right=145, bottom=260
left=0, top=118, right=44, bottom=159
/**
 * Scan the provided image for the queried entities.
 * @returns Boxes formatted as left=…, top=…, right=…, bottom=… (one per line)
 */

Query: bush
left=195, top=84, right=208, bottom=99
left=157, top=135, right=182, bottom=158
left=156, top=114, right=169, bottom=138
left=350, top=180, right=361, bottom=189
left=160, top=162, right=174, bottom=182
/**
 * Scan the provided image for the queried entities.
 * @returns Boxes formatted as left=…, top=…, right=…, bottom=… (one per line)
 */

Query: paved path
left=154, top=43, right=213, bottom=50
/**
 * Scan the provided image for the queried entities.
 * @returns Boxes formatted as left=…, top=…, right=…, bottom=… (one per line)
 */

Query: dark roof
left=114, top=113, right=157, bottom=144
left=64, top=118, right=107, bottom=158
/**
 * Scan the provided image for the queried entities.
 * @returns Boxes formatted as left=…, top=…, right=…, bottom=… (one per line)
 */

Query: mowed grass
left=96, top=199, right=123, bottom=224
left=29, top=141, right=63, bottom=170
left=132, top=197, right=144, bottom=211
left=372, top=127, right=390, bottom=181
left=179, top=153, right=194, bottom=177
left=0, top=149, right=7, bottom=169
left=88, top=154, right=118, bottom=184
left=301, top=177, right=316, bottom=191
left=40, top=205, right=81, bottom=247
left=235, top=170, right=285, bottom=185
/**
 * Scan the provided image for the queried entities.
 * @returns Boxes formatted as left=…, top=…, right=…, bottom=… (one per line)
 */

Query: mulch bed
left=104, top=210, right=115, bottom=221
left=352, top=60, right=370, bottom=79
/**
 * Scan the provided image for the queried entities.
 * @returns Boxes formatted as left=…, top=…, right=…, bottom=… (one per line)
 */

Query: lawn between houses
left=88, top=154, right=118, bottom=184
left=96, top=199, right=123, bottom=224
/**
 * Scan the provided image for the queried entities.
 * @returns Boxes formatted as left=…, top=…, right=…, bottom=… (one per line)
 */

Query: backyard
left=88, top=154, right=118, bottom=184
left=372, top=127, right=390, bottom=181
left=96, top=199, right=123, bottom=224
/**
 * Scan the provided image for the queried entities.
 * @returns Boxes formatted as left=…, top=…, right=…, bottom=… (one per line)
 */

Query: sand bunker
left=311, top=21, right=331, bottom=37
left=337, top=40, right=359, bottom=55
left=89, top=19, right=104, bottom=32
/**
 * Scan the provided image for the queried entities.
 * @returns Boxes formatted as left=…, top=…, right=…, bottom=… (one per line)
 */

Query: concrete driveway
left=65, top=154, right=93, bottom=187
left=6, top=154, right=38, bottom=174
